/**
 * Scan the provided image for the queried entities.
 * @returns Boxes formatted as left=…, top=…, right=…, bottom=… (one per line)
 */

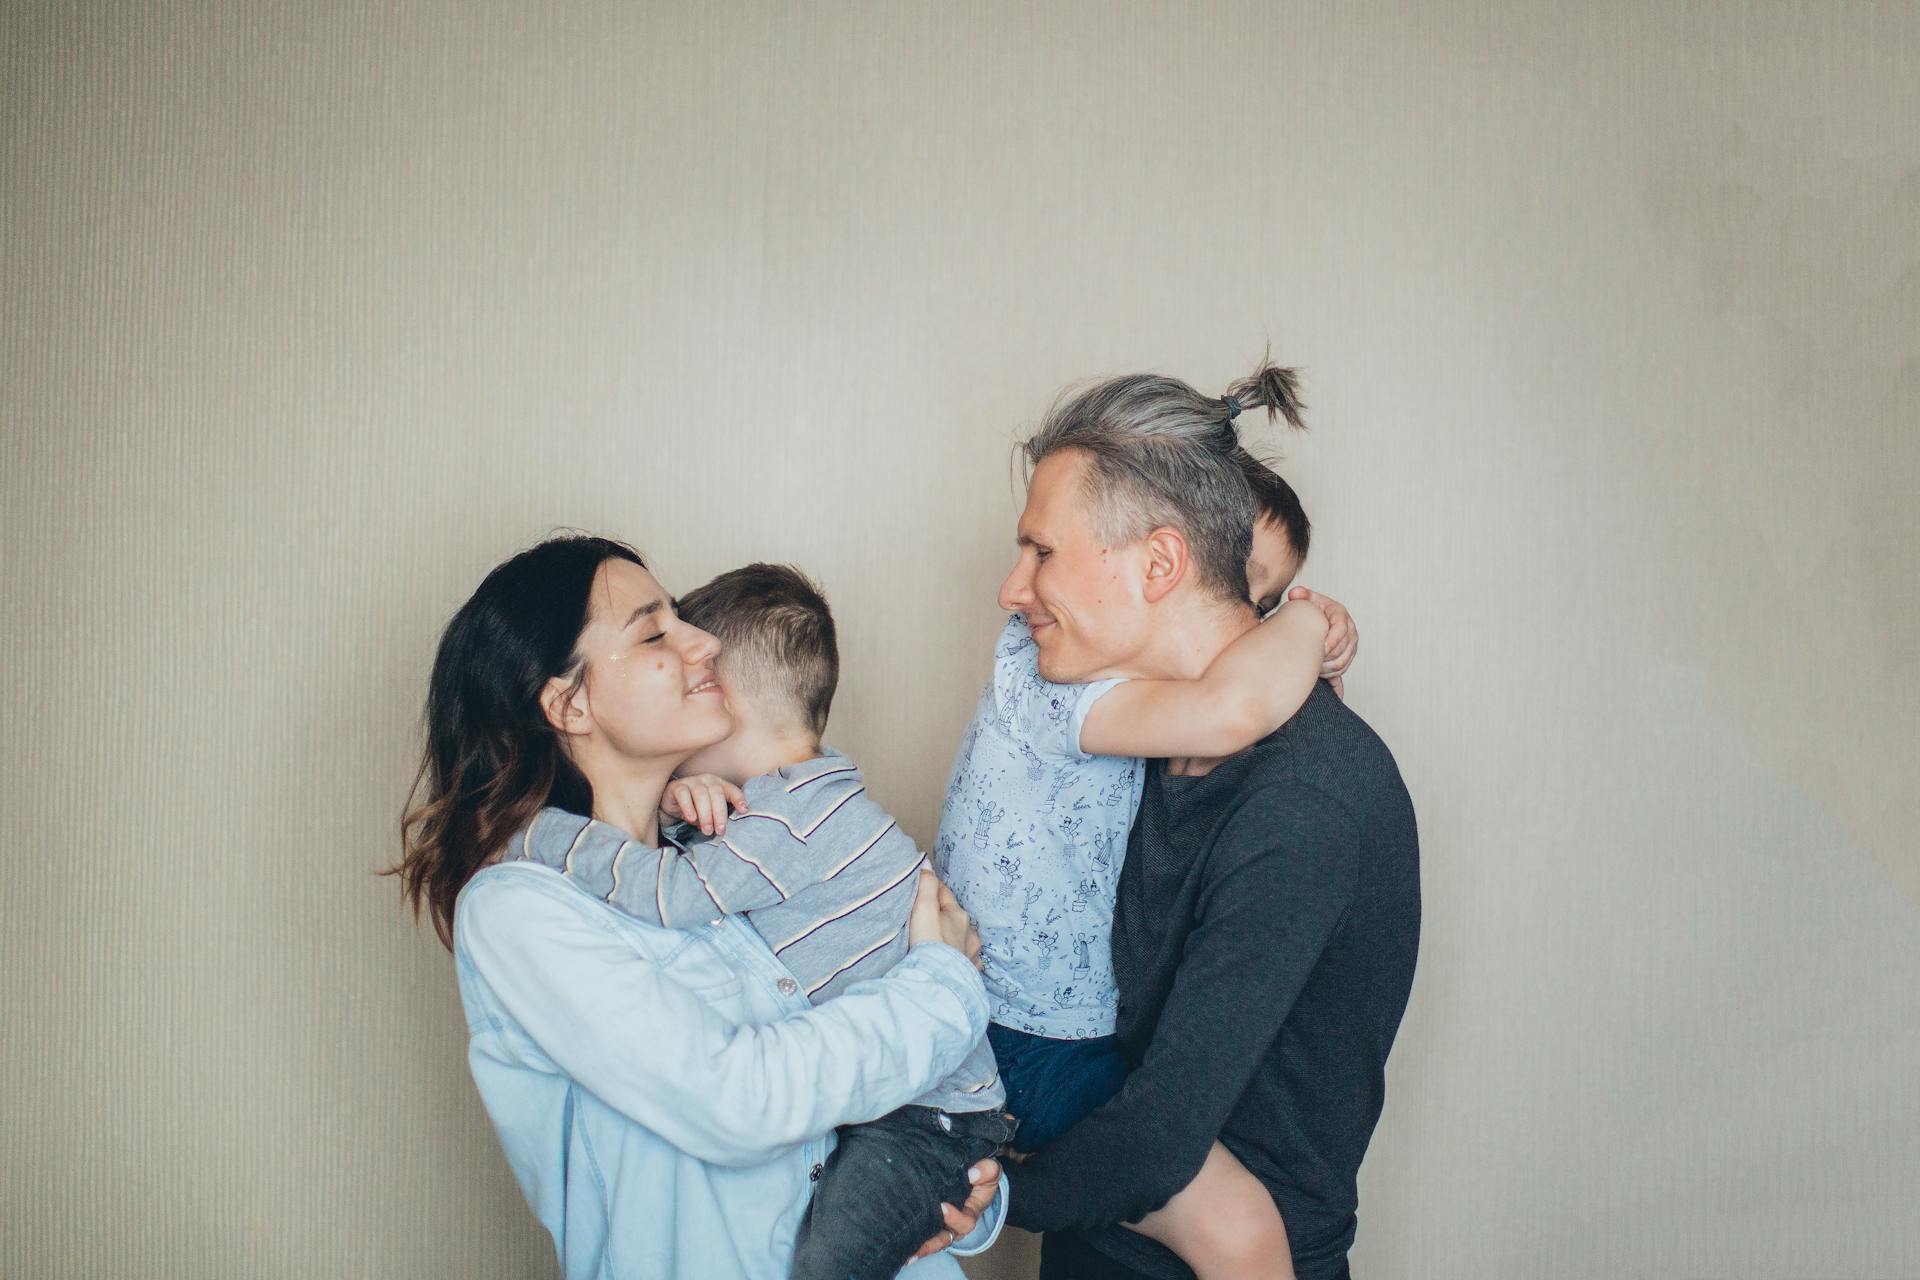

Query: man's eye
left=1034, top=547, right=1052, bottom=561
left=642, top=632, right=666, bottom=645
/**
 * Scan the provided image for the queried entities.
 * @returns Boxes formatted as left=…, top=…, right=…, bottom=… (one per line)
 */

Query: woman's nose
left=678, top=622, right=720, bottom=666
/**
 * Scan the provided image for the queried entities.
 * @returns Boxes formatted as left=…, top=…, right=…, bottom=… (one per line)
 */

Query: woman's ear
left=1141, top=526, right=1190, bottom=603
left=540, top=671, right=589, bottom=740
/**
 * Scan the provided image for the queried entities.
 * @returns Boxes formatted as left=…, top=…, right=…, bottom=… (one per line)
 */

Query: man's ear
left=1141, top=526, right=1190, bottom=604
left=540, top=670, right=590, bottom=740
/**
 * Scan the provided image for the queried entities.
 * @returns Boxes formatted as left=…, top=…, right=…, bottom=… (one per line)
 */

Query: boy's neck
left=758, top=731, right=823, bottom=774
left=714, top=717, right=823, bottom=782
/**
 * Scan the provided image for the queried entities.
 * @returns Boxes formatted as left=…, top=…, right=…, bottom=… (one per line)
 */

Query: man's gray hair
left=1019, top=359, right=1307, bottom=605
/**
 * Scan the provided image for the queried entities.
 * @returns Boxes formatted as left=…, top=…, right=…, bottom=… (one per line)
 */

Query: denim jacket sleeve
left=455, top=867, right=991, bottom=1168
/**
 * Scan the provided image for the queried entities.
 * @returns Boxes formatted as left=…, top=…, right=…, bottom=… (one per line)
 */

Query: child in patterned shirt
left=513, top=563, right=1012, bottom=1280
left=937, top=445, right=1357, bottom=1279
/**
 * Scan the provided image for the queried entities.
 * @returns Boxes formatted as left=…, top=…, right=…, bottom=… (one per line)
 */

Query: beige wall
left=5, top=3, right=1917, bottom=1277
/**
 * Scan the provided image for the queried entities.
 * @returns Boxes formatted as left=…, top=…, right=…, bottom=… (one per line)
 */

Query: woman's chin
left=675, top=708, right=735, bottom=760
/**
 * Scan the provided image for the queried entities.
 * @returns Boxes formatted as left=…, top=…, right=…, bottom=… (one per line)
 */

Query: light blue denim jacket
left=455, top=861, right=1007, bottom=1279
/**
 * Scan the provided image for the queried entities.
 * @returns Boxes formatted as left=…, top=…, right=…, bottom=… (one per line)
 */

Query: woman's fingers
left=960, top=1158, right=999, bottom=1216
left=909, top=1184, right=993, bottom=1263
left=916, top=1162, right=998, bottom=1256
left=907, top=870, right=943, bottom=949
left=908, top=870, right=975, bottom=953
left=908, top=1226, right=957, bottom=1261
left=936, top=878, right=977, bottom=955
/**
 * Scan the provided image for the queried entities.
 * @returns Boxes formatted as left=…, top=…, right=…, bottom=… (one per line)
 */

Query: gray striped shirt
left=509, top=750, right=1003, bottom=1114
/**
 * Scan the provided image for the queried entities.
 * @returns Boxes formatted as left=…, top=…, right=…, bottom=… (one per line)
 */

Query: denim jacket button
left=777, top=977, right=799, bottom=997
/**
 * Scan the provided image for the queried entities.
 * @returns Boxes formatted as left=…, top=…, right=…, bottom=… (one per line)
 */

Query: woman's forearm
left=457, top=866, right=988, bottom=1166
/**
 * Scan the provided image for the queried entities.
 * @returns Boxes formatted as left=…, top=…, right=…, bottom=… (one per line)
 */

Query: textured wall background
left=4, top=3, right=1917, bottom=1277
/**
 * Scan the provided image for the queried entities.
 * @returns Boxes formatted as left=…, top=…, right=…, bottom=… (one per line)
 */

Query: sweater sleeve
left=1007, top=785, right=1361, bottom=1233
left=456, top=867, right=990, bottom=1168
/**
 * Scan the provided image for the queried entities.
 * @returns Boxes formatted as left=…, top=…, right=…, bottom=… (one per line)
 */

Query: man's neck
left=1125, top=593, right=1261, bottom=683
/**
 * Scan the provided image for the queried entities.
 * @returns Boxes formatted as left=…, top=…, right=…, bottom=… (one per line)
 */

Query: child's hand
left=1287, top=585, right=1358, bottom=699
left=661, top=774, right=747, bottom=836
left=909, top=1158, right=1001, bottom=1261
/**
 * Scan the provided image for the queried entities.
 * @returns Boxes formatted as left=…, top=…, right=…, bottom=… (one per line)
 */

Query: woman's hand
left=660, top=773, right=748, bottom=836
left=907, top=869, right=982, bottom=969
left=1287, top=586, right=1357, bottom=699
left=909, top=1157, right=1001, bottom=1261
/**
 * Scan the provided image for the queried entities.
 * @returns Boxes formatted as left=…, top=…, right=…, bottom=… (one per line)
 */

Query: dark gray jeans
left=789, top=1104, right=1019, bottom=1280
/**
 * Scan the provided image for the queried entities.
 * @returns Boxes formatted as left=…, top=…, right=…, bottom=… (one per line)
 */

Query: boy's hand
left=1287, top=586, right=1357, bottom=698
left=909, top=1158, right=1000, bottom=1261
left=660, top=774, right=748, bottom=836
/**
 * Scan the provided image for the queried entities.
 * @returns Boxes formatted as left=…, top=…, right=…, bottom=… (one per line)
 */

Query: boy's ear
left=540, top=671, right=590, bottom=740
left=1140, top=526, right=1190, bottom=604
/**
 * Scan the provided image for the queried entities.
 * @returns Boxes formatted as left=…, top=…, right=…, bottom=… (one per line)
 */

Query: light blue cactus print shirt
left=934, top=615, right=1145, bottom=1039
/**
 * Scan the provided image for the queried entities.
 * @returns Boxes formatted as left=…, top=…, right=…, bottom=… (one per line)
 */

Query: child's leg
left=987, top=1023, right=1127, bottom=1154
left=789, top=1107, right=1012, bottom=1280
left=1127, top=1141, right=1295, bottom=1280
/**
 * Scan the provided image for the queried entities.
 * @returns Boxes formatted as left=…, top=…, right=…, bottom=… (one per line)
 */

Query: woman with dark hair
left=393, top=535, right=1003, bottom=1279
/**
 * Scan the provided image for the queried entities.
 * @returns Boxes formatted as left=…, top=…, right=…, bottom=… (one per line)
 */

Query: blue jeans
left=790, top=1104, right=1019, bottom=1280
left=987, top=1023, right=1128, bottom=1154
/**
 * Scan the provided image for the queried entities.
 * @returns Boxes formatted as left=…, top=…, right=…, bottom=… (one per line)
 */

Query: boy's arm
left=1078, top=599, right=1330, bottom=759
left=559, top=814, right=805, bottom=928
left=1288, top=586, right=1358, bottom=697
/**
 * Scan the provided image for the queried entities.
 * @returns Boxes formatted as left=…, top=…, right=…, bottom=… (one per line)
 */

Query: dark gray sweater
left=1008, top=681, right=1420, bottom=1280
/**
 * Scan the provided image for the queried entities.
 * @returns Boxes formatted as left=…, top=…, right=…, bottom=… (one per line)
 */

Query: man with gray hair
left=997, top=367, right=1421, bottom=1280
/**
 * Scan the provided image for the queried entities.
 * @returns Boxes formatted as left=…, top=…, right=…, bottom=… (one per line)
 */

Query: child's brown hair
left=677, top=563, right=839, bottom=736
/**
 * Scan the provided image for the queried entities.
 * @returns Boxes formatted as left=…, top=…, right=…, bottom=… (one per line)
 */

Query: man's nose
left=997, top=557, right=1032, bottom=613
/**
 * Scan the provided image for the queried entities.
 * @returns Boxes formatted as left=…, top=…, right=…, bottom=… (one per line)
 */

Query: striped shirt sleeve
left=568, top=822, right=799, bottom=928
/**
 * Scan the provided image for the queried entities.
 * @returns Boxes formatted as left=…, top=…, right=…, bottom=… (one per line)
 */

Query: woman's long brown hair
left=390, top=536, right=644, bottom=948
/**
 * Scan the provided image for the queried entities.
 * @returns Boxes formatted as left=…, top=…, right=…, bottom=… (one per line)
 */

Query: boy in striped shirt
left=511, top=562, right=1011, bottom=1280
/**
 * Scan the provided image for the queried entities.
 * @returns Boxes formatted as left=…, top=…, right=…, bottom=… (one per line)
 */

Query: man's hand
left=907, top=870, right=983, bottom=969
left=660, top=773, right=747, bottom=836
left=1287, top=586, right=1357, bottom=699
left=909, top=1158, right=1001, bottom=1261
